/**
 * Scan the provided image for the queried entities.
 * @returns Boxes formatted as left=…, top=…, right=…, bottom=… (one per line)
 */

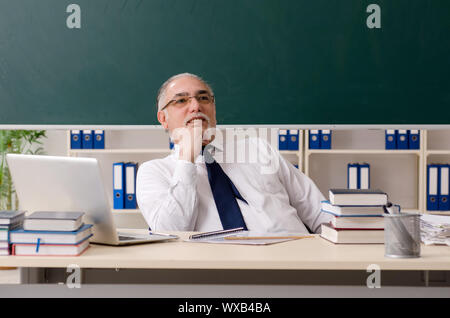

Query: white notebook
left=185, top=227, right=313, bottom=245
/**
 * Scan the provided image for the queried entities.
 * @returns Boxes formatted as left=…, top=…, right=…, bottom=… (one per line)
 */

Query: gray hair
left=156, top=73, right=214, bottom=113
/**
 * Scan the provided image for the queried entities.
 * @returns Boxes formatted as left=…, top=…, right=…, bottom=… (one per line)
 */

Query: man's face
left=157, top=76, right=217, bottom=134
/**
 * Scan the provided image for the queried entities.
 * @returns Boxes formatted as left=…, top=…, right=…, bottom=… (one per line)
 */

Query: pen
left=224, top=235, right=315, bottom=240
left=189, top=227, right=245, bottom=240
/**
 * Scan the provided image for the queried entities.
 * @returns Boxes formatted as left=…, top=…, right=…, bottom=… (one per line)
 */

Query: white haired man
left=136, top=73, right=331, bottom=233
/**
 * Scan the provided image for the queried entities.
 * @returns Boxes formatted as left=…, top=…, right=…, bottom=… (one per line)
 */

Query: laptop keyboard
left=118, top=235, right=141, bottom=241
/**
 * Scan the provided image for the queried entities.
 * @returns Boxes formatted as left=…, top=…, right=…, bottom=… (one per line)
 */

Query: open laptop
left=6, top=154, right=178, bottom=245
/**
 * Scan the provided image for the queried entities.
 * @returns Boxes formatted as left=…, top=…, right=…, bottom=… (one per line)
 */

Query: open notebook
left=185, top=227, right=314, bottom=245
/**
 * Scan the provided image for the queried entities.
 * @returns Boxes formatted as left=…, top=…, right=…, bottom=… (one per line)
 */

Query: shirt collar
left=208, top=138, right=224, bottom=153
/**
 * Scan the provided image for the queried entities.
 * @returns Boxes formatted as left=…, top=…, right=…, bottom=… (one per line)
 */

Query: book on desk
left=11, top=239, right=91, bottom=256
left=329, top=189, right=388, bottom=206
left=23, top=211, right=84, bottom=231
left=0, top=211, right=25, bottom=256
left=10, top=212, right=93, bottom=256
left=321, top=189, right=388, bottom=244
left=10, top=225, right=93, bottom=256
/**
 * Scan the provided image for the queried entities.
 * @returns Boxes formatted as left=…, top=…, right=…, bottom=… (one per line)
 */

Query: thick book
left=320, top=224, right=384, bottom=244
left=0, top=241, right=9, bottom=249
left=0, top=211, right=25, bottom=225
left=10, top=224, right=93, bottom=245
left=329, top=189, right=388, bottom=206
left=329, top=216, right=384, bottom=230
left=321, top=201, right=384, bottom=216
left=12, top=238, right=90, bottom=256
left=23, top=211, right=84, bottom=231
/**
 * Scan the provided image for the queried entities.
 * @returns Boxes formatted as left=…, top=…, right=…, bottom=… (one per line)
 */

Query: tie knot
left=202, top=144, right=215, bottom=164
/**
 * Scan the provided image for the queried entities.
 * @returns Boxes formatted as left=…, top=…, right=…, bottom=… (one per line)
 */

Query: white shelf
left=401, top=209, right=421, bottom=214
left=307, top=149, right=421, bottom=155
left=425, top=150, right=450, bottom=155
left=112, top=209, right=141, bottom=215
left=426, top=211, right=450, bottom=215
left=279, top=150, right=301, bottom=156
left=69, top=148, right=171, bottom=154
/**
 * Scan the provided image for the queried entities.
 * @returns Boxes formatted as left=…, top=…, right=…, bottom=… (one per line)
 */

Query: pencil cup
left=384, top=213, right=421, bottom=258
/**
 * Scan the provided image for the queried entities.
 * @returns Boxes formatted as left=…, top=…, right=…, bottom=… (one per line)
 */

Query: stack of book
left=10, top=211, right=93, bottom=256
left=0, top=211, right=25, bottom=256
left=320, top=189, right=388, bottom=244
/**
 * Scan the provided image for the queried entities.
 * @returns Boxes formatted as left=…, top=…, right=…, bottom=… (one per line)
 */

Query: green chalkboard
left=0, top=0, right=449, bottom=125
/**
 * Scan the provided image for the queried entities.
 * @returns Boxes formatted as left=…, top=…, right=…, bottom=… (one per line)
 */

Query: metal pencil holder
left=384, top=213, right=421, bottom=258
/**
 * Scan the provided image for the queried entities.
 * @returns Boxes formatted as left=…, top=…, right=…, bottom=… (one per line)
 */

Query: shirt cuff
left=172, top=159, right=197, bottom=186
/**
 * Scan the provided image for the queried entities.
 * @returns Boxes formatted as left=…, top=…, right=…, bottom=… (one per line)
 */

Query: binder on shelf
left=278, top=130, right=288, bottom=150
left=93, top=130, right=105, bottom=149
left=309, top=130, right=321, bottom=149
left=321, top=130, right=331, bottom=149
left=113, top=162, right=125, bottom=209
left=82, top=130, right=93, bottom=149
left=397, top=129, right=408, bottom=149
left=427, top=164, right=440, bottom=211
left=70, top=130, right=82, bottom=149
left=439, top=164, right=450, bottom=211
left=409, top=130, right=420, bottom=149
left=169, top=139, right=174, bottom=150
left=347, top=163, right=359, bottom=190
left=385, top=130, right=397, bottom=149
left=125, top=162, right=138, bottom=209
left=359, top=163, right=370, bottom=190
left=288, top=129, right=299, bottom=150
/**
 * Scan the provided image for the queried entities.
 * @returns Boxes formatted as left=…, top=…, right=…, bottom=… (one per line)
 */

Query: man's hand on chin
left=172, top=119, right=203, bottom=163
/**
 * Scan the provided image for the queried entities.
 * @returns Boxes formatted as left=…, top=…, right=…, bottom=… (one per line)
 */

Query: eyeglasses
left=161, top=93, right=215, bottom=111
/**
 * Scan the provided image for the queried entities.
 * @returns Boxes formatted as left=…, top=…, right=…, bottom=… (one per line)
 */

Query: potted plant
left=0, top=130, right=46, bottom=269
left=0, top=130, right=47, bottom=210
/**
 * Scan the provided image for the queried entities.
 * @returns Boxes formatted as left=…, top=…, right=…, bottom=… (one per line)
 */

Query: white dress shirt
left=136, top=137, right=332, bottom=234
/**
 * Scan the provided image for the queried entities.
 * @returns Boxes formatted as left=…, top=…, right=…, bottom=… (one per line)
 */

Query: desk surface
left=1, top=230, right=450, bottom=270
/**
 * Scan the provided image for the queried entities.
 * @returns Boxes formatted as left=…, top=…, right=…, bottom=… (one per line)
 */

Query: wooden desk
left=2, top=231, right=450, bottom=286
left=2, top=231, right=450, bottom=270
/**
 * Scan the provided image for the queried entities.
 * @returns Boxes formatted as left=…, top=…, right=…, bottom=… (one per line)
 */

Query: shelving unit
left=279, top=129, right=304, bottom=171
left=68, top=146, right=171, bottom=216
left=423, top=130, right=450, bottom=216
left=304, top=129, right=425, bottom=214
left=65, top=128, right=448, bottom=226
left=68, top=149, right=171, bottom=155
left=65, top=129, right=304, bottom=228
left=66, top=130, right=173, bottom=227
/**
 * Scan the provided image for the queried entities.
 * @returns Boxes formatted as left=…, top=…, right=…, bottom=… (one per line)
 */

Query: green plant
left=0, top=130, right=47, bottom=210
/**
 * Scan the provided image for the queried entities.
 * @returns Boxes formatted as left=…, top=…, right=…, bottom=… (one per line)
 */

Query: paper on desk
left=184, top=236, right=293, bottom=245
left=184, top=231, right=307, bottom=245
left=422, top=236, right=450, bottom=246
left=421, top=214, right=450, bottom=228
left=420, top=214, right=450, bottom=246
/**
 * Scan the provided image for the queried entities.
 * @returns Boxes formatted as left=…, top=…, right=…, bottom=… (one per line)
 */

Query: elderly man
left=136, top=73, right=331, bottom=233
